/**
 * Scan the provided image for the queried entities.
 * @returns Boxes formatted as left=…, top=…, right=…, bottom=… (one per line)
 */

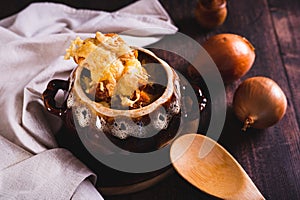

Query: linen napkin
left=0, top=0, right=177, bottom=199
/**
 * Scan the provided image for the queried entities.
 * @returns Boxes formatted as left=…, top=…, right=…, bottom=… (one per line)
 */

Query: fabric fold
left=0, top=0, right=178, bottom=199
left=0, top=142, right=96, bottom=200
left=1, top=0, right=177, bottom=38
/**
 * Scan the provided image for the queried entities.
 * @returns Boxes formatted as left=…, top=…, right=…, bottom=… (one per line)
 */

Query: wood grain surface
left=2, top=0, right=299, bottom=199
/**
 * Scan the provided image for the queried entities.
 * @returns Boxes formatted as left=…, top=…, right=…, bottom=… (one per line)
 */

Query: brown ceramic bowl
left=43, top=47, right=181, bottom=154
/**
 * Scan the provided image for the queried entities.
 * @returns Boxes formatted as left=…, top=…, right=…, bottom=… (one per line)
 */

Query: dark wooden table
left=2, top=0, right=299, bottom=199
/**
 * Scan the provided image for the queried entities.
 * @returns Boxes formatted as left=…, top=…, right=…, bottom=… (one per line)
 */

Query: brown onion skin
left=195, top=0, right=227, bottom=29
left=202, top=33, right=255, bottom=83
left=233, top=76, right=287, bottom=131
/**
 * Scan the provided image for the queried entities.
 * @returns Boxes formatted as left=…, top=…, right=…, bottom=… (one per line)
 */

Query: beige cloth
left=0, top=0, right=177, bottom=199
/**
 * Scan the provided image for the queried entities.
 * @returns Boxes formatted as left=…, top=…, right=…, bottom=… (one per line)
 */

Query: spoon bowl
left=170, top=133, right=265, bottom=200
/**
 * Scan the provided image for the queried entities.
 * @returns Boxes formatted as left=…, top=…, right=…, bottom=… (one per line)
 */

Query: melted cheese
left=65, top=32, right=149, bottom=107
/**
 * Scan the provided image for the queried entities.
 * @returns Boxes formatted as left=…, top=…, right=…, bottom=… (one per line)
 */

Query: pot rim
left=71, top=47, right=177, bottom=118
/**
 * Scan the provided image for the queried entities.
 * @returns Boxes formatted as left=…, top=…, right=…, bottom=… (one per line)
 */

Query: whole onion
left=233, top=76, right=287, bottom=131
left=202, top=33, right=255, bottom=83
left=195, top=0, right=227, bottom=29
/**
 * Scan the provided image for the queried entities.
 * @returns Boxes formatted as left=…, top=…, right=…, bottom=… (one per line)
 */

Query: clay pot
left=43, top=47, right=181, bottom=154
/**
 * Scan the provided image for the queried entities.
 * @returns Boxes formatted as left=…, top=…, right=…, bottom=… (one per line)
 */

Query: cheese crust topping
left=65, top=32, right=150, bottom=107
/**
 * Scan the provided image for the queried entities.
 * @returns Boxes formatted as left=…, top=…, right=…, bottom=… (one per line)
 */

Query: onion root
left=242, top=117, right=255, bottom=131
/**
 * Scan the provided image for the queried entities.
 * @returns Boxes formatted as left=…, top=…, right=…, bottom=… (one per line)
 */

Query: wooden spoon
left=170, top=133, right=265, bottom=200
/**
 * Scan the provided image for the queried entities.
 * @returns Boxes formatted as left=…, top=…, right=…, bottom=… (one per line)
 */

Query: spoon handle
left=230, top=174, right=265, bottom=200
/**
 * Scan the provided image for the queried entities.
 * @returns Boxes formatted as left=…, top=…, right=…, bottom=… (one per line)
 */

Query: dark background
left=2, top=0, right=300, bottom=199
left=3, top=0, right=137, bottom=19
